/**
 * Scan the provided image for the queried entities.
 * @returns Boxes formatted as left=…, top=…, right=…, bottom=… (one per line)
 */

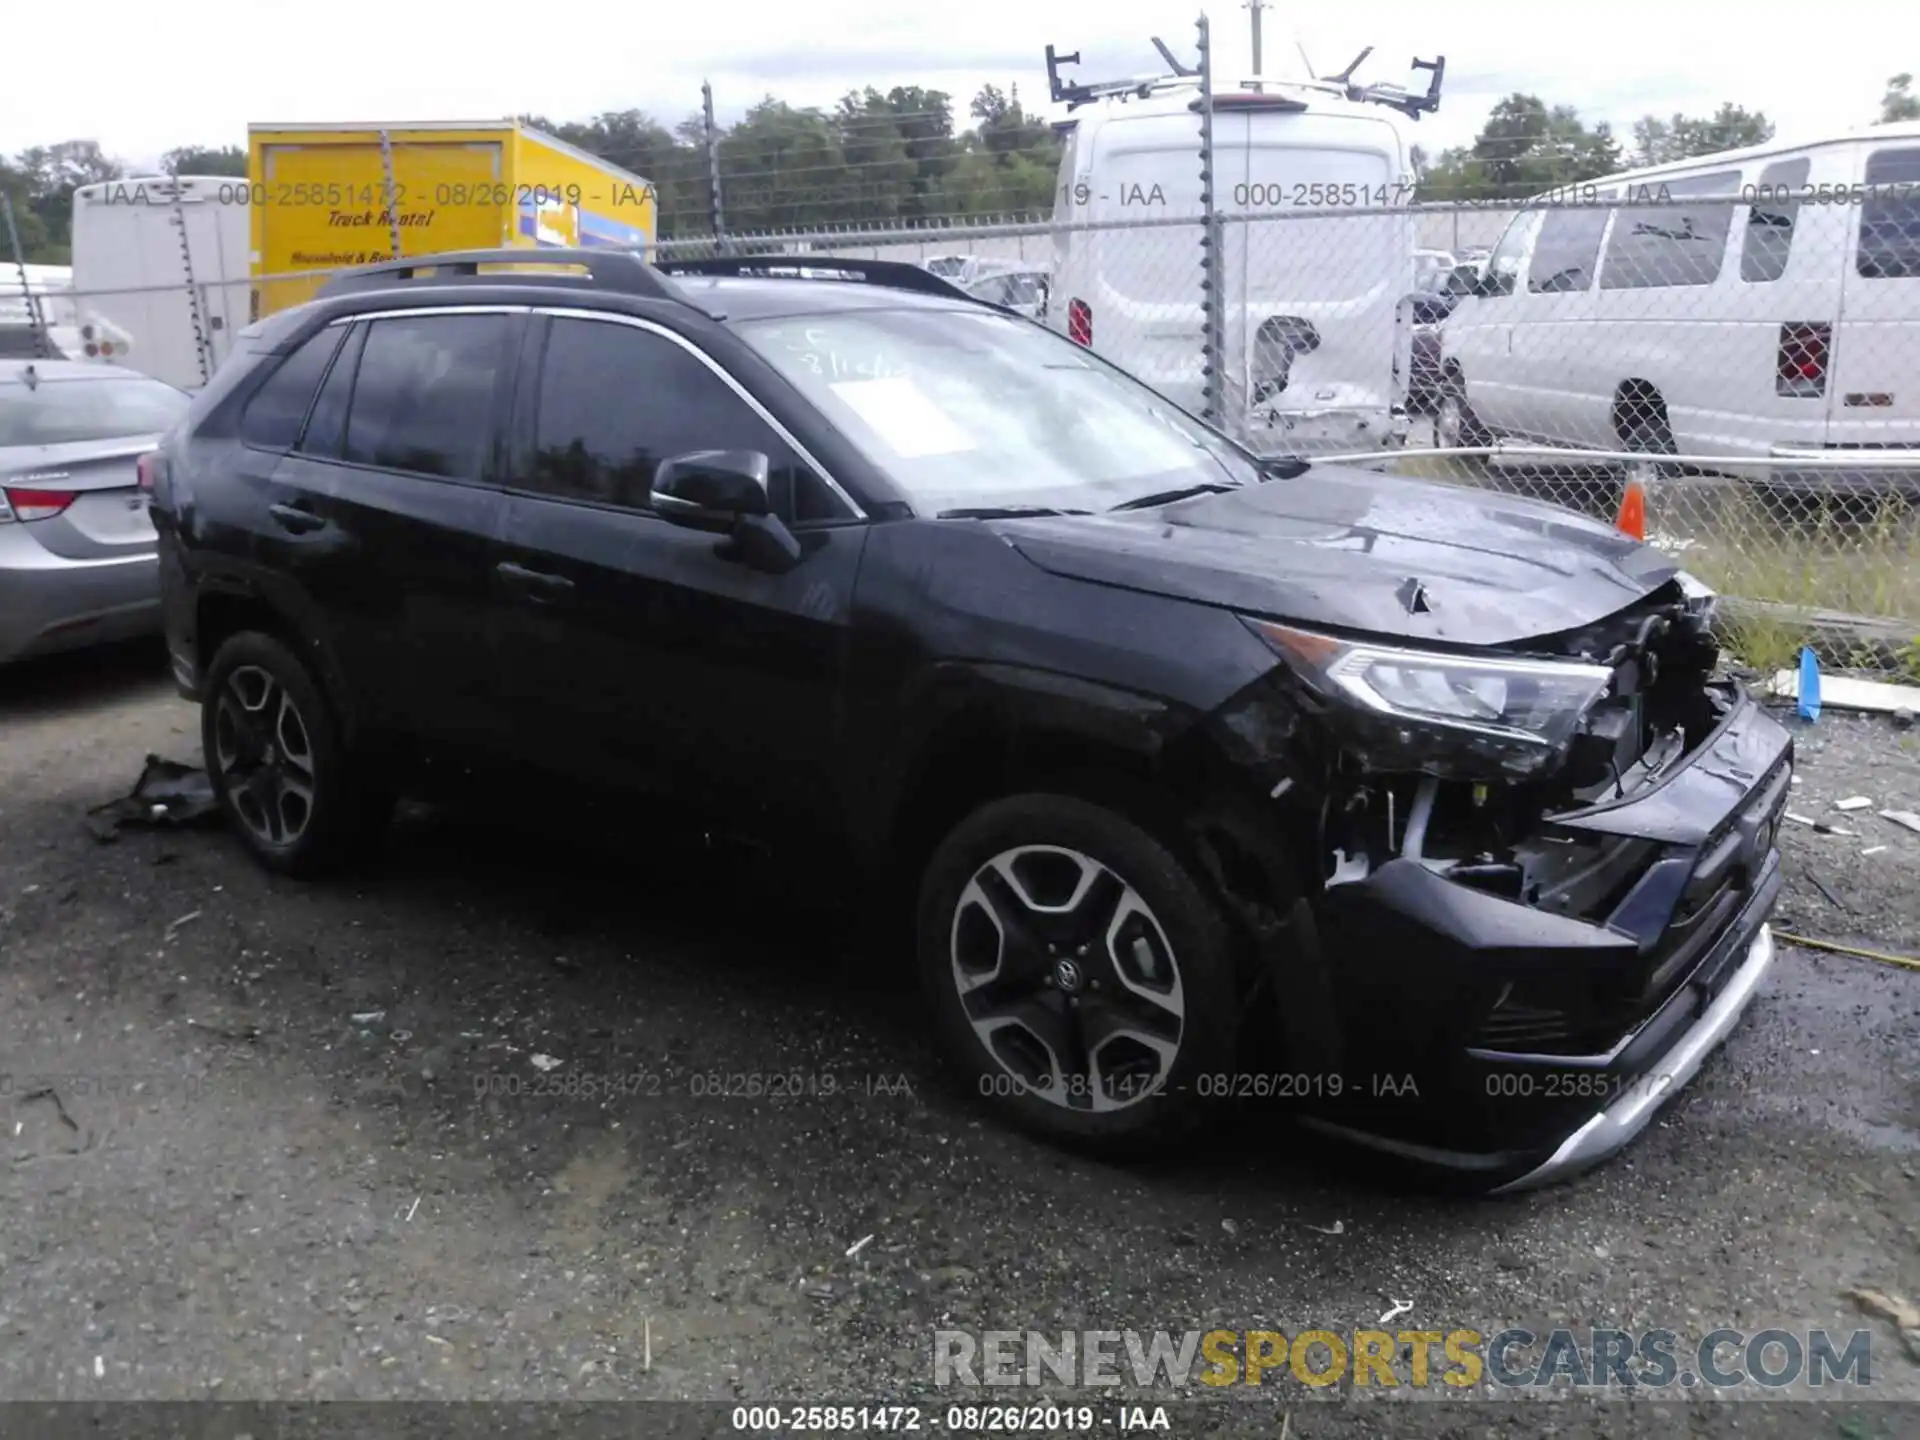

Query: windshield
left=735, top=308, right=1260, bottom=514
left=0, top=374, right=189, bottom=447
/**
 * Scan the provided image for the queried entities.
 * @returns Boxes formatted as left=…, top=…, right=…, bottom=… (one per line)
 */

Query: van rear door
left=1830, top=141, right=1920, bottom=449
left=1228, top=106, right=1411, bottom=452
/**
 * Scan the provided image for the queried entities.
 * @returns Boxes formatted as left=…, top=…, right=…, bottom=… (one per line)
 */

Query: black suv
left=148, top=249, right=1790, bottom=1192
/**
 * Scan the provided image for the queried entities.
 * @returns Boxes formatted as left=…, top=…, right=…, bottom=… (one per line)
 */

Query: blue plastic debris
left=1797, top=646, right=1821, bottom=722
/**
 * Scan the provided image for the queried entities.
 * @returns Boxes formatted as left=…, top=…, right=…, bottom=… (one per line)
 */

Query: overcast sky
left=4, top=0, right=1910, bottom=169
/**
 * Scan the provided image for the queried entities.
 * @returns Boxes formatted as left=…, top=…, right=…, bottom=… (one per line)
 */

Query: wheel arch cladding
left=196, top=588, right=358, bottom=739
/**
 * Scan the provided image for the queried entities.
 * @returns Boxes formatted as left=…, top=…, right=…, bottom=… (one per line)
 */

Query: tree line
left=4, top=73, right=1916, bottom=264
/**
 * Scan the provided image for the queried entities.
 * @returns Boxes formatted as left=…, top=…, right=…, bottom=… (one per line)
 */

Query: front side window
left=1481, top=211, right=1542, bottom=297
left=736, top=306, right=1261, bottom=516
left=1528, top=203, right=1611, bottom=293
left=525, top=317, right=845, bottom=523
left=341, top=314, right=512, bottom=480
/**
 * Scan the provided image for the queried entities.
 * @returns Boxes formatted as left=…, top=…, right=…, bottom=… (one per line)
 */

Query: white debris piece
left=1835, top=797, right=1873, bottom=812
left=530, top=1054, right=564, bottom=1072
left=1770, top=670, right=1920, bottom=715
left=1879, top=811, right=1920, bottom=837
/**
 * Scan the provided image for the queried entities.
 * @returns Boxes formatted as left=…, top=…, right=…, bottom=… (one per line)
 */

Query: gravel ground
left=2, top=639, right=1918, bottom=1437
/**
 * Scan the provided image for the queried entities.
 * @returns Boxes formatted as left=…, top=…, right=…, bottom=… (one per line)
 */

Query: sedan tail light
left=0, top=487, right=77, bottom=521
left=136, top=452, right=162, bottom=492
left=1067, top=298, right=1092, bottom=346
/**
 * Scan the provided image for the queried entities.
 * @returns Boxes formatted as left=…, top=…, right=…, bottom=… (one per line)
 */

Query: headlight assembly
left=1245, top=618, right=1617, bottom=774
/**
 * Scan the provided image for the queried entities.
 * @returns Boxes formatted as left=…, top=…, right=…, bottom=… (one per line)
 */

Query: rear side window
left=1858, top=147, right=1920, bottom=279
left=1599, top=170, right=1741, bottom=289
left=298, top=323, right=364, bottom=459
left=1741, top=158, right=1810, bottom=283
left=1528, top=204, right=1610, bottom=293
left=0, top=373, right=191, bottom=446
left=240, top=327, right=345, bottom=450
left=342, top=314, right=513, bottom=480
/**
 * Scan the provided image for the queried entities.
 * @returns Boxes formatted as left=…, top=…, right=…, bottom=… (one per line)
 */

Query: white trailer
left=69, top=175, right=251, bottom=390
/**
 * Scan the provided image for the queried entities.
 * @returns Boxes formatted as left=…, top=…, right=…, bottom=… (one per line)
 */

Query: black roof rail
left=655, top=255, right=982, bottom=304
left=313, top=247, right=712, bottom=314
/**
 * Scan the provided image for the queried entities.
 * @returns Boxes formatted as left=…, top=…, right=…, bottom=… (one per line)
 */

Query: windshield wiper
left=1107, top=482, right=1242, bottom=512
left=936, top=505, right=1093, bottom=519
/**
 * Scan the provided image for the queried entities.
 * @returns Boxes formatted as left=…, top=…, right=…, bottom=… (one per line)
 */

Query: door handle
left=496, top=560, right=575, bottom=596
left=267, top=502, right=326, bottom=534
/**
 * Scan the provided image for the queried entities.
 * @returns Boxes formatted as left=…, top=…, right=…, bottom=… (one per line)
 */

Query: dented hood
left=994, top=464, right=1682, bottom=648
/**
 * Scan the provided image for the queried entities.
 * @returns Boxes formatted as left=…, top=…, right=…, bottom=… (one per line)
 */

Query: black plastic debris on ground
left=86, top=754, right=221, bottom=842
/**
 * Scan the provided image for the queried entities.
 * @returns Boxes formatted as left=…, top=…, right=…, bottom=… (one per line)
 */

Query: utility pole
left=1246, top=0, right=1267, bottom=76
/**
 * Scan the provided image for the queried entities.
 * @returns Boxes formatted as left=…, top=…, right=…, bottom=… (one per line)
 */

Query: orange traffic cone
left=1616, top=470, right=1647, bottom=541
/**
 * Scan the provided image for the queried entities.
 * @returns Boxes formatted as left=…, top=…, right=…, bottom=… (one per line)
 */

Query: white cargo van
left=70, top=175, right=251, bottom=391
left=1437, top=121, right=1920, bottom=490
left=1042, top=41, right=1442, bottom=455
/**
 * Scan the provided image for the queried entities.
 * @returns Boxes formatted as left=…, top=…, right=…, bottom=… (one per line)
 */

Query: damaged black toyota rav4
left=147, top=250, right=1790, bottom=1192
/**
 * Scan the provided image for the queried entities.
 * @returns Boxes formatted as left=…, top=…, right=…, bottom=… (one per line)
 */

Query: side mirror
left=652, top=449, right=772, bottom=531
left=652, top=448, right=804, bottom=574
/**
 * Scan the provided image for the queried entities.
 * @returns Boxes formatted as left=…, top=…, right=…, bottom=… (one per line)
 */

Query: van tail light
left=1777, top=323, right=1830, bottom=397
left=1067, top=298, right=1092, bottom=346
left=0, top=487, right=78, bottom=521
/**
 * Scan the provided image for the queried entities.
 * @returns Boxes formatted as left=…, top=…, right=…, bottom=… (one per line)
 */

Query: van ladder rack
left=1045, top=37, right=1444, bottom=120
left=314, top=248, right=714, bottom=316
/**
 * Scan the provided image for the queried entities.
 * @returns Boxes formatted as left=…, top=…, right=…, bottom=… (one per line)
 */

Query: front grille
left=1474, top=998, right=1577, bottom=1050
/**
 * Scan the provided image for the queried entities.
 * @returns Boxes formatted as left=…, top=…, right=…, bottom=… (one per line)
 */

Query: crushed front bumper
left=1296, top=682, right=1792, bottom=1191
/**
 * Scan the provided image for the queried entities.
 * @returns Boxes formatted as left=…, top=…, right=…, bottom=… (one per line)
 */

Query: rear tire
left=200, top=631, right=391, bottom=877
left=915, top=793, right=1240, bottom=1156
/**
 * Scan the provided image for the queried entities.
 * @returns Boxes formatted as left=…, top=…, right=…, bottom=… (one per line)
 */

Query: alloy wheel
left=1437, top=394, right=1467, bottom=449
left=949, top=845, right=1185, bottom=1112
left=212, top=664, right=317, bottom=849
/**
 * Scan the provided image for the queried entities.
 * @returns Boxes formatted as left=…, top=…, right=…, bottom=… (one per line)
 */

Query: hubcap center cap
left=1052, top=957, right=1086, bottom=994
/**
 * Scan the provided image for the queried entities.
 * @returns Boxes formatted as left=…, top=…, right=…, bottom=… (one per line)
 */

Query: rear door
left=270, top=309, right=521, bottom=750
left=493, top=310, right=866, bottom=839
left=1833, top=142, right=1920, bottom=444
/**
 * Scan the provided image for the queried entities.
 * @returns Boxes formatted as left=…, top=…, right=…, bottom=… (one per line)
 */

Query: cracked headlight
left=1246, top=619, right=1616, bottom=757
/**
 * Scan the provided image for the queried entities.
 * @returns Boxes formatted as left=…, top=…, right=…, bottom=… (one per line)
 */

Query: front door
left=491, top=311, right=868, bottom=842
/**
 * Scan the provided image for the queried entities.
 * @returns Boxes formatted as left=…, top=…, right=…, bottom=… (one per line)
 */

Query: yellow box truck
left=246, top=120, right=659, bottom=317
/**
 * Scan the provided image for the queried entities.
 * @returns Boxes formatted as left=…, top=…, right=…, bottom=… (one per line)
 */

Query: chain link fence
left=9, top=187, right=1917, bottom=676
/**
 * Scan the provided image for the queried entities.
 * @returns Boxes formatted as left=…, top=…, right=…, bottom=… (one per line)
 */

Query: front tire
left=915, top=793, right=1240, bottom=1156
left=1436, top=382, right=1490, bottom=450
left=200, top=631, right=390, bottom=877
